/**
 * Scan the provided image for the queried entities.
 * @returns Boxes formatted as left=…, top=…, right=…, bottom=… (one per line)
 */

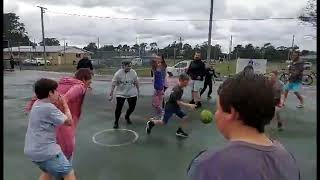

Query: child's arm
left=59, top=95, right=73, bottom=126
left=177, top=100, right=197, bottom=110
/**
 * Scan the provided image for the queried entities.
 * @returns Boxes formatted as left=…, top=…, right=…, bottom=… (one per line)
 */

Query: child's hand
left=189, top=104, right=197, bottom=110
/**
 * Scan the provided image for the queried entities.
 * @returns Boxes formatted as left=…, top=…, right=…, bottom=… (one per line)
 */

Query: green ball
left=200, top=109, right=213, bottom=124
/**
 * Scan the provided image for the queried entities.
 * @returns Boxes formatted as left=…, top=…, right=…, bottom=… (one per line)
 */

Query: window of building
left=76, top=54, right=81, bottom=58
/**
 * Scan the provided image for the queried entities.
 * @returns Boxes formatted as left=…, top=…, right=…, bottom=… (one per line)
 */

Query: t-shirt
left=288, top=61, right=304, bottom=83
left=271, top=80, right=284, bottom=100
left=24, top=99, right=67, bottom=162
left=187, top=141, right=300, bottom=180
left=153, top=69, right=164, bottom=91
left=187, top=60, right=206, bottom=81
left=112, top=69, right=139, bottom=98
left=165, top=85, right=184, bottom=109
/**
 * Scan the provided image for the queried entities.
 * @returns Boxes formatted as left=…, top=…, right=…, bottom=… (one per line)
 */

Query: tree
left=39, top=38, right=60, bottom=46
left=83, top=42, right=98, bottom=53
left=100, top=45, right=115, bottom=51
left=3, top=13, right=34, bottom=47
left=299, top=0, right=317, bottom=27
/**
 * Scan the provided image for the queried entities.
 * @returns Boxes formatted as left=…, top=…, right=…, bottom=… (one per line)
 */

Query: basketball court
left=3, top=70, right=316, bottom=180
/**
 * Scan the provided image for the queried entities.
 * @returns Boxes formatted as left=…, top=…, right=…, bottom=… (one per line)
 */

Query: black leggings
left=115, top=96, right=137, bottom=123
left=200, top=81, right=212, bottom=97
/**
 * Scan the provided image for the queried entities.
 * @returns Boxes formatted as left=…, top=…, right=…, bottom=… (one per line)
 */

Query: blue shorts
left=162, top=107, right=186, bottom=124
left=284, top=82, right=301, bottom=92
left=33, top=152, right=73, bottom=177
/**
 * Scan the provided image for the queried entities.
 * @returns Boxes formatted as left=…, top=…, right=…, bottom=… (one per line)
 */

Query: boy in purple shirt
left=187, top=72, right=300, bottom=180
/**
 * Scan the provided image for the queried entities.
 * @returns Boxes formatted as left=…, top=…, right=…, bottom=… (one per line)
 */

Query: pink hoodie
left=25, top=77, right=87, bottom=159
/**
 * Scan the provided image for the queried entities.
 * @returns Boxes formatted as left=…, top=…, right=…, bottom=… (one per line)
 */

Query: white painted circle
left=92, top=128, right=139, bottom=147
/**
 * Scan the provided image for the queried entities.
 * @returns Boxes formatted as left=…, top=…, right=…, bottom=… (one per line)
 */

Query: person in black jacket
left=186, top=52, right=206, bottom=108
left=200, top=63, right=218, bottom=99
left=77, top=55, right=93, bottom=71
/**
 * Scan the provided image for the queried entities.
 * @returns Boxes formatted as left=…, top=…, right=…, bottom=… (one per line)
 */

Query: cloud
left=4, top=0, right=316, bottom=52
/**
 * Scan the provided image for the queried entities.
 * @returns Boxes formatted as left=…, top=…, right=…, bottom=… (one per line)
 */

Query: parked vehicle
left=166, top=60, right=191, bottom=77
left=131, top=58, right=143, bottom=66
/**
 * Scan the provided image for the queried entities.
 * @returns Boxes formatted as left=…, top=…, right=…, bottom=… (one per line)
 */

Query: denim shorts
left=33, top=152, right=73, bottom=177
left=162, top=107, right=186, bottom=124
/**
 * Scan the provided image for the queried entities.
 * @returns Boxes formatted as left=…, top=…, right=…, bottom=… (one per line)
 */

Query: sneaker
left=176, top=128, right=189, bottom=138
left=195, top=102, right=202, bottom=109
left=113, top=123, right=119, bottom=129
left=125, top=116, right=132, bottom=124
left=207, top=96, right=212, bottom=99
left=189, top=99, right=195, bottom=104
left=146, top=121, right=155, bottom=134
left=278, top=127, right=284, bottom=131
left=296, top=104, right=304, bottom=108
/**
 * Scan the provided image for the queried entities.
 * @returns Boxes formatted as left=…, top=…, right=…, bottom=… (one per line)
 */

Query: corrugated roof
left=3, top=46, right=92, bottom=54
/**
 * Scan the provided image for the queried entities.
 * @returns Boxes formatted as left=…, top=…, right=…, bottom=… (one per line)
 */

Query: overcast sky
left=4, top=0, right=316, bottom=52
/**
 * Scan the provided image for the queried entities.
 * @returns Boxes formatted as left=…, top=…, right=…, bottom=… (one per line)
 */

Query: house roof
left=3, top=46, right=92, bottom=54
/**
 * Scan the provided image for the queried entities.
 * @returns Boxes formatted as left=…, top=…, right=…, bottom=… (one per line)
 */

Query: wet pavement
left=3, top=70, right=317, bottom=180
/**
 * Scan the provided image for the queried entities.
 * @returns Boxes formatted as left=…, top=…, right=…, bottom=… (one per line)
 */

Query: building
left=3, top=46, right=92, bottom=65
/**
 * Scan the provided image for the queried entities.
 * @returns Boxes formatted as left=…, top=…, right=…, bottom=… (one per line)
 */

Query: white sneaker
left=296, top=104, right=304, bottom=108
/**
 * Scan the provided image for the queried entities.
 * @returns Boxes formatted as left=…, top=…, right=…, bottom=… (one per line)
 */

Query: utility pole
left=64, top=39, right=66, bottom=64
left=228, top=35, right=232, bottom=61
left=207, top=0, right=214, bottom=62
left=37, top=6, right=47, bottom=68
left=97, top=37, right=100, bottom=49
left=288, top=35, right=295, bottom=61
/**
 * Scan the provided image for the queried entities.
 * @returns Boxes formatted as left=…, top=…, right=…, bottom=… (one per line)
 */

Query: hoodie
left=25, top=77, right=87, bottom=159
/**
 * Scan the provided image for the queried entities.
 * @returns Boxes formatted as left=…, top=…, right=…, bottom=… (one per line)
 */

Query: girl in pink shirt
left=25, top=68, right=92, bottom=160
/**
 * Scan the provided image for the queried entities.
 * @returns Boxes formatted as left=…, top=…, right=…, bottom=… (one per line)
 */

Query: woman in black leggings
left=109, top=61, right=140, bottom=129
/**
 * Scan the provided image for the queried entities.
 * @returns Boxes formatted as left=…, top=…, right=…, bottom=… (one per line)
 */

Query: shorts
left=162, top=107, right=186, bottom=124
left=191, top=80, right=204, bottom=92
left=284, top=82, right=301, bottom=92
left=33, top=152, right=73, bottom=177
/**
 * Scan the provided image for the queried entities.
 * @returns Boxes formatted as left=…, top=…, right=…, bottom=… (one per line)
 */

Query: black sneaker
left=125, top=116, right=132, bottom=125
left=146, top=121, right=155, bottom=134
left=189, top=99, right=195, bottom=104
left=176, top=128, right=189, bottom=138
left=113, top=123, right=119, bottom=129
left=195, top=102, right=202, bottom=109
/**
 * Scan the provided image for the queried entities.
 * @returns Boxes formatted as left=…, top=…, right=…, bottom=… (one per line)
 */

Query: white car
left=166, top=60, right=191, bottom=77
left=33, top=58, right=51, bottom=66
left=131, top=58, right=143, bottom=66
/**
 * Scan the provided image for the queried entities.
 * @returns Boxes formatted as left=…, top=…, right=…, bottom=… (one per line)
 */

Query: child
left=269, top=70, right=284, bottom=131
left=187, top=72, right=299, bottom=180
left=146, top=73, right=197, bottom=138
left=200, top=63, right=218, bottom=99
left=151, top=56, right=165, bottom=119
left=24, top=78, right=76, bottom=180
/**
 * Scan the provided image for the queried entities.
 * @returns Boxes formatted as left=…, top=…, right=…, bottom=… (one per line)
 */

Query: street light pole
left=207, top=0, right=214, bottom=62
left=37, top=6, right=47, bottom=68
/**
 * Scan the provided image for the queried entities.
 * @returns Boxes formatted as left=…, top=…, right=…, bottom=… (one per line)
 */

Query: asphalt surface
left=3, top=70, right=317, bottom=180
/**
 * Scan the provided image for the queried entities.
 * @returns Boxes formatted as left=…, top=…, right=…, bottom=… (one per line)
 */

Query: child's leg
left=62, top=170, right=76, bottom=180
left=152, top=90, right=163, bottom=117
left=39, top=172, right=52, bottom=180
left=176, top=109, right=189, bottom=130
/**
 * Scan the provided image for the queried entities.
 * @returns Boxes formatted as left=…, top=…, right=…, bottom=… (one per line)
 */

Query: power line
left=45, top=10, right=301, bottom=22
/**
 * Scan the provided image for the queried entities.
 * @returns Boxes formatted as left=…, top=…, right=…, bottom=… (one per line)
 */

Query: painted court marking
left=92, top=128, right=139, bottom=147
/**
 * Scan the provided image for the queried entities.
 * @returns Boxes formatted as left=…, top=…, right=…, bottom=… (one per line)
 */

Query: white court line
left=92, top=128, right=139, bottom=147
